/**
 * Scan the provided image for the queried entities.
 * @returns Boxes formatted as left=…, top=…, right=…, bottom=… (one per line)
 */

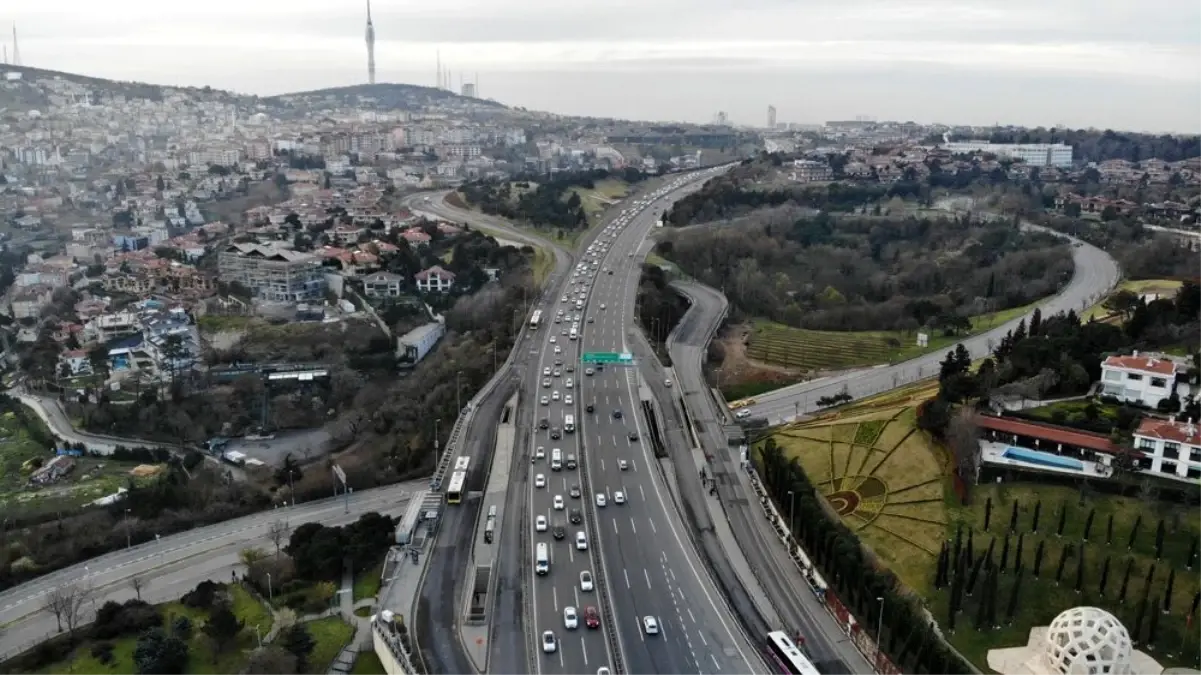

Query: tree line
left=1031, top=213, right=1200, bottom=281
left=658, top=212, right=1072, bottom=332
left=459, top=167, right=649, bottom=231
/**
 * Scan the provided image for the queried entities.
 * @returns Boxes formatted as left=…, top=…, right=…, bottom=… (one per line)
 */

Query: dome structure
left=1043, top=607, right=1133, bottom=675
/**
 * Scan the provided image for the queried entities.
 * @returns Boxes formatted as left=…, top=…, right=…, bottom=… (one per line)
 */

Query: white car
left=575, top=531, right=588, bottom=551
left=554, top=346, right=562, bottom=354
left=563, top=606, right=578, bottom=630
left=565, top=378, right=574, bottom=389
left=595, top=493, right=607, bottom=508
left=618, top=459, right=629, bottom=471
left=552, top=391, right=560, bottom=401
left=643, top=616, right=659, bottom=635
left=664, top=378, right=673, bottom=388
left=549, top=336, right=557, bottom=343
left=535, top=515, right=548, bottom=532
left=535, top=446, right=546, bottom=460
left=541, top=396, right=550, bottom=406
left=600, top=304, right=606, bottom=310
left=543, top=367, right=551, bottom=376
left=535, top=473, right=546, bottom=488
left=553, top=495, right=565, bottom=510
left=580, top=570, right=594, bottom=591
left=614, top=491, right=625, bottom=505
left=542, top=631, right=557, bottom=653
left=565, top=394, right=573, bottom=405
left=735, top=409, right=752, bottom=419
left=543, top=379, right=551, bottom=388
left=585, top=368, right=595, bottom=376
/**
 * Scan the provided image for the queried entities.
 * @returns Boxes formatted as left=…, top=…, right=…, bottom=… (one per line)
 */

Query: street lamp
left=434, top=418, right=441, bottom=454
left=875, top=596, right=886, bottom=673
left=124, top=508, right=132, bottom=549
left=266, top=572, right=273, bottom=600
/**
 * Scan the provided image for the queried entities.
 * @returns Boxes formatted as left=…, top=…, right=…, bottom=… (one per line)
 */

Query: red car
left=584, top=606, right=601, bottom=629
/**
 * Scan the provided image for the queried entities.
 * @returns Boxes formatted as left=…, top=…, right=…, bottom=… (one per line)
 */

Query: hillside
left=0, top=64, right=254, bottom=111
left=265, top=83, right=506, bottom=113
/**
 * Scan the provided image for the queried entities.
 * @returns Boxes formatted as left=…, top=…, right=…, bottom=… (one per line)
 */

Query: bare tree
left=946, top=407, right=982, bottom=486
left=44, top=582, right=92, bottom=635
left=130, top=574, right=149, bottom=601
left=267, top=519, right=290, bottom=557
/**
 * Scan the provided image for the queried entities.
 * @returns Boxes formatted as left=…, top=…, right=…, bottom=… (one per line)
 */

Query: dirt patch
left=710, top=324, right=807, bottom=398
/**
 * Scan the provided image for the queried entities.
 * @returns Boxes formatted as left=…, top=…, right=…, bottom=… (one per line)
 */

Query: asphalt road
left=0, top=483, right=418, bottom=661
left=745, top=231, right=1121, bottom=422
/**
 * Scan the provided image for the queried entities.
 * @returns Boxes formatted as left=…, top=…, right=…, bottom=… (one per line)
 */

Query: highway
left=745, top=231, right=1121, bottom=422
left=0, top=483, right=418, bottom=661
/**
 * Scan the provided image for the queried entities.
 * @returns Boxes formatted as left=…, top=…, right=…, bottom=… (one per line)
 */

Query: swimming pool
left=1001, top=446, right=1085, bottom=471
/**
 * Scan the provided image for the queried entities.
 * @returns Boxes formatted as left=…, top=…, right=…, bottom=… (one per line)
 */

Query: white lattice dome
left=1043, top=607, right=1133, bottom=675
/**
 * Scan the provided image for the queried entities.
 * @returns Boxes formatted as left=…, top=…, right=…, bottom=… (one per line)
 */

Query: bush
left=91, top=641, right=115, bottom=665
left=91, top=599, right=161, bottom=640
left=181, top=580, right=220, bottom=609
left=172, top=615, right=192, bottom=639
left=134, top=628, right=189, bottom=675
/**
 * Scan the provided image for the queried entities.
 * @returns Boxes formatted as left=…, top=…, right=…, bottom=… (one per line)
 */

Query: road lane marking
left=624, top=569, right=630, bottom=588
left=612, top=519, right=619, bottom=535
left=630, top=518, right=637, bottom=534
left=711, top=654, right=721, bottom=670
left=648, top=517, right=656, bottom=534
left=644, top=569, right=652, bottom=589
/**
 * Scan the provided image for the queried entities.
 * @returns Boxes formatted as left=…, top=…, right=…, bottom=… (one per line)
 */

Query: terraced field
left=745, top=324, right=896, bottom=370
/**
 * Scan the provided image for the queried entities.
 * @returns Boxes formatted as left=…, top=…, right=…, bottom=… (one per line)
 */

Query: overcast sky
left=8, top=0, right=1201, bottom=132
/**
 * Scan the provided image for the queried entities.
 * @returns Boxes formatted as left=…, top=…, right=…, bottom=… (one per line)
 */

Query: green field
left=351, top=651, right=387, bottom=674
left=352, top=564, right=382, bottom=603
left=746, top=301, right=1038, bottom=371
left=1081, top=278, right=1183, bottom=323
left=303, top=616, right=355, bottom=673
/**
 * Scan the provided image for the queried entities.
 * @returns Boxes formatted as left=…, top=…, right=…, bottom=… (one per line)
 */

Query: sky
left=7, top=0, right=1201, bottom=132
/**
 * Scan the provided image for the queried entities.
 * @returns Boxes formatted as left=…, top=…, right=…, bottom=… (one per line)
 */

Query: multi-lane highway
left=745, top=230, right=1121, bottom=422
left=0, top=484, right=417, bottom=661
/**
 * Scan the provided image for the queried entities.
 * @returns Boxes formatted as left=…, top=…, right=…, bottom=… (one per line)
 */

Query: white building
left=415, top=265, right=455, bottom=293
left=942, top=138, right=1074, bottom=168
left=1099, top=352, right=1190, bottom=409
left=1133, top=418, right=1201, bottom=483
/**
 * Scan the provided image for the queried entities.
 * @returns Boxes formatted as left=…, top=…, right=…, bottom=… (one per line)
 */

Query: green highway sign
left=581, top=352, right=634, bottom=364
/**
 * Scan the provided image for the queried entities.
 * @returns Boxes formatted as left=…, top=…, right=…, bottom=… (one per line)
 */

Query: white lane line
left=688, top=608, right=696, bottom=623
left=553, top=586, right=559, bottom=611
left=711, top=654, right=721, bottom=670
left=581, top=637, right=589, bottom=666
left=648, top=517, right=657, bottom=534
left=612, top=518, right=619, bottom=535
left=630, top=518, right=637, bottom=534
left=700, top=632, right=708, bottom=646
left=644, top=568, right=652, bottom=589
left=624, top=569, right=630, bottom=588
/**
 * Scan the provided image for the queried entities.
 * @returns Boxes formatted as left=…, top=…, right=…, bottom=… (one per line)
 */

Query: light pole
left=124, top=508, right=132, bottom=549
left=434, top=418, right=441, bottom=454
left=455, top=370, right=463, bottom=413
left=875, top=596, right=885, bottom=673
left=266, top=572, right=273, bottom=600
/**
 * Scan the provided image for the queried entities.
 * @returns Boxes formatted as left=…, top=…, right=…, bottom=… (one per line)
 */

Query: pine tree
left=1005, top=567, right=1024, bottom=623
left=966, top=529, right=975, bottom=563
left=1029, top=308, right=1042, bottom=336
left=1033, top=540, right=1046, bottom=577
left=952, top=525, right=963, bottom=566
left=1106, top=514, right=1114, bottom=545
left=1057, top=503, right=1067, bottom=537
left=1015, top=533, right=1025, bottom=571
left=984, top=498, right=993, bottom=530
left=1083, top=509, right=1096, bottom=541
left=1147, top=595, right=1161, bottom=646
left=985, top=538, right=997, bottom=568
left=1098, top=556, right=1111, bottom=597
left=1118, top=559, right=1133, bottom=604
left=1055, top=544, right=1071, bottom=584
left=1000, top=536, right=1011, bottom=573
left=1008, top=501, right=1019, bottom=533
left=1162, top=569, right=1175, bottom=614
left=974, top=569, right=991, bottom=630
left=1031, top=501, right=1041, bottom=533
left=1074, top=545, right=1085, bottom=593
left=1128, top=515, right=1142, bottom=550
left=1154, top=519, right=1166, bottom=560
left=1132, top=594, right=1148, bottom=645
left=947, top=560, right=964, bottom=629
left=1187, top=535, right=1198, bottom=569
left=935, top=543, right=949, bottom=589
left=1144, top=563, right=1157, bottom=597
left=967, top=554, right=985, bottom=597
left=985, top=567, right=1000, bottom=628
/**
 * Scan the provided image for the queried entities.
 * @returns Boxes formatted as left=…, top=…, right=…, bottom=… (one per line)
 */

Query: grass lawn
left=44, top=584, right=274, bottom=674
left=303, top=616, right=355, bottom=673
left=531, top=245, right=554, bottom=286
left=353, top=563, right=383, bottom=603
left=350, top=650, right=387, bottom=674
left=745, top=301, right=1039, bottom=371
left=1080, top=278, right=1183, bottom=323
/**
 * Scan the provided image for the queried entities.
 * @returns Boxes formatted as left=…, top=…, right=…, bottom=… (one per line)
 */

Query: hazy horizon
left=7, top=0, right=1201, bottom=133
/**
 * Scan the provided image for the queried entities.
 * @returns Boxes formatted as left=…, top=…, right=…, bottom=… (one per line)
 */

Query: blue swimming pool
left=1001, top=446, right=1085, bottom=471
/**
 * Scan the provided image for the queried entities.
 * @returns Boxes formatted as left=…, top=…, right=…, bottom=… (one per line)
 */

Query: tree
left=1083, top=509, right=1095, bottom=541
left=966, top=553, right=985, bottom=596
left=1128, top=515, right=1142, bottom=550
left=1008, top=501, right=1019, bottom=533
left=1014, top=533, right=1025, bottom=571
left=1000, top=536, right=1011, bottom=573
left=1074, top=545, right=1085, bottom=593
left=130, top=574, right=148, bottom=601
left=247, top=645, right=299, bottom=674
left=1154, top=519, right=1165, bottom=560
left=1147, top=595, right=1161, bottom=646
left=946, top=408, right=981, bottom=491
left=1031, top=501, right=1041, bottom=533
left=240, top=547, right=269, bottom=568
left=202, top=606, right=244, bottom=660
left=935, top=542, right=950, bottom=589
left=1033, top=540, right=1046, bottom=577
left=1055, top=545, right=1071, bottom=584
left=1118, top=559, right=1133, bottom=604
left=44, top=582, right=91, bottom=635
left=1132, top=595, right=1148, bottom=645
left=1187, top=535, right=1198, bottom=569
left=1162, top=569, right=1175, bottom=614
left=280, top=623, right=317, bottom=671
left=1056, top=503, right=1067, bottom=537
left=268, top=520, right=290, bottom=557
left=1005, top=567, right=1024, bottom=623
left=984, top=498, right=993, bottom=530
left=134, top=627, right=189, bottom=674
left=1098, top=556, right=1111, bottom=597
left=1106, top=514, right=1114, bottom=545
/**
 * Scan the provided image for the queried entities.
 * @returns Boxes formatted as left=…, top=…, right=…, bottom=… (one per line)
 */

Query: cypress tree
left=1057, top=502, right=1067, bottom=537
left=1105, top=514, right=1114, bottom=545
left=1098, top=556, right=1111, bottom=597
left=1031, top=501, right=1041, bottom=533
left=952, top=525, right=963, bottom=566
left=1162, top=569, right=1175, bottom=614
left=1132, top=594, right=1148, bottom=645
left=975, top=569, right=991, bottom=629
left=985, top=567, right=1000, bottom=628
left=1055, top=544, right=1071, bottom=584
left=1009, top=501, right=1019, bottom=534
left=1128, top=515, right=1142, bottom=550
left=947, top=562, right=963, bottom=629
left=1074, top=544, right=1086, bottom=593
left=935, top=543, right=949, bottom=589
left=966, top=529, right=975, bottom=564
left=1189, top=591, right=1200, bottom=623
left=1144, top=563, right=1157, bottom=597
left=1033, top=540, right=1046, bottom=577
left=1155, top=519, right=1166, bottom=560
left=1118, top=559, right=1133, bottom=604
left=985, top=537, right=997, bottom=568
left=1147, top=595, right=1161, bottom=646
left=1083, top=509, right=1096, bottom=541
left=1015, top=533, right=1025, bottom=571
left=984, top=497, right=992, bottom=530
left=967, top=553, right=985, bottom=596
left=1000, top=536, right=1011, bottom=573
left=1005, top=567, right=1024, bottom=623
left=1187, top=535, right=1198, bottom=570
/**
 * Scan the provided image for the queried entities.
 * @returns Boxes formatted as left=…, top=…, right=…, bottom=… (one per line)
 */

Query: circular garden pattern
left=826, top=475, right=888, bottom=518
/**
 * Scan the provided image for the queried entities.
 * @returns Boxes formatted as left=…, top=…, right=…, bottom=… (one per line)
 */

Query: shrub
left=181, top=580, right=220, bottom=609
left=91, top=641, right=115, bottom=665
left=172, top=615, right=192, bottom=639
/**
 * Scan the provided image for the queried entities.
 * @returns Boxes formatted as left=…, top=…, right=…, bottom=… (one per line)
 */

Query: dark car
left=539, top=418, right=549, bottom=430
left=569, top=509, right=583, bottom=524
left=586, top=403, right=595, bottom=413
left=551, top=427, right=562, bottom=440
left=584, top=606, right=600, bottom=628
left=566, top=365, right=575, bottom=373
left=612, top=409, right=622, bottom=419
left=628, top=431, right=639, bottom=442
left=552, top=525, right=566, bottom=540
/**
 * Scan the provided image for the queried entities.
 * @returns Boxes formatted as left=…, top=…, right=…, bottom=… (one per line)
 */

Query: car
left=595, top=493, right=607, bottom=507
left=554, top=346, right=562, bottom=354
left=553, top=369, right=562, bottom=378
left=643, top=616, right=659, bottom=635
left=543, top=367, right=551, bottom=376
left=542, top=631, right=557, bottom=653
left=585, top=368, right=595, bottom=376
left=618, top=459, right=629, bottom=471
left=554, top=358, right=563, bottom=366
left=535, top=473, right=546, bottom=488
left=563, top=605, right=579, bottom=629
left=607, top=270, right=613, bottom=275
left=613, top=409, right=623, bottom=419
left=549, top=336, right=557, bottom=344
left=579, top=570, right=595, bottom=592
left=552, top=391, right=560, bottom=401
left=586, top=403, right=595, bottom=413
left=600, top=304, right=606, bottom=310
left=587, top=317, right=594, bottom=323
left=566, top=365, right=575, bottom=373
left=569, top=508, right=582, bottom=524
left=597, top=668, right=611, bottom=675
left=566, top=454, right=577, bottom=470
left=550, top=428, right=562, bottom=440
left=554, top=317, right=562, bottom=323
left=542, top=379, right=551, bottom=388
left=575, top=531, right=588, bottom=550
left=541, top=396, right=550, bottom=406
left=569, top=483, right=581, bottom=498
left=735, top=409, right=752, bottom=419
left=535, top=515, right=548, bottom=532
left=560, top=328, right=567, bottom=335
left=565, top=378, right=574, bottom=389
left=552, top=524, right=566, bottom=540
left=614, top=491, right=625, bottom=505
left=565, top=395, right=573, bottom=405
left=664, top=378, right=673, bottom=388
left=538, top=418, right=549, bottom=430
left=535, top=446, right=546, bottom=460
left=553, top=495, right=565, bottom=510
left=628, top=431, right=640, bottom=442
left=584, top=606, right=600, bottom=628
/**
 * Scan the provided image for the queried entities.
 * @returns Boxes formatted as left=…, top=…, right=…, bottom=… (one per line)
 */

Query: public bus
left=446, top=470, right=467, bottom=504
left=530, top=310, right=542, bottom=328
left=765, top=631, right=821, bottom=675
left=454, top=456, right=471, bottom=473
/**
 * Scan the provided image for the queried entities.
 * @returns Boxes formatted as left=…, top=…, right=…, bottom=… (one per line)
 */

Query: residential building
left=941, top=139, right=1073, bottom=168
left=1099, top=352, right=1189, bottom=409
left=1133, top=418, right=1201, bottom=483
left=791, top=160, right=833, bottom=183
left=58, top=349, right=94, bottom=376
left=218, top=242, right=327, bottom=303
left=10, top=286, right=52, bottom=320
left=362, top=271, right=405, bottom=298
left=415, top=265, right=455, bottom=293
left=397, top=322, right=446, bottom=364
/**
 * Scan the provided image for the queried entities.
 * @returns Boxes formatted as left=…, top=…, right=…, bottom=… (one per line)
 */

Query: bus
left=530, top=310, right=542, bottom=328
left=454, top=456, right=471, bottom=473
left=765, top=632, right=821, bottom=675
left=446, top=470, right=467, bottom=504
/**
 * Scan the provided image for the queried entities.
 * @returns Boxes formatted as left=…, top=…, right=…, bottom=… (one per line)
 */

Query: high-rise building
left=364, top=0, right=376, bottom=84
left=767, top=105, right=777, bottom=129
left=462, top=83, right=476, bottom=98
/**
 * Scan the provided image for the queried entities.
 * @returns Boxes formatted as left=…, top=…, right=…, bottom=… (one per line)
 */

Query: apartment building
left=415, top=265, right=456, bottom=293
left=217, top=242, right=327, bottom=303
left=1133, top=418, right=1201, bottom=483
left=1099, top=352, right=1190, bottom=409
left=941, top=140, right=1074, bottom=168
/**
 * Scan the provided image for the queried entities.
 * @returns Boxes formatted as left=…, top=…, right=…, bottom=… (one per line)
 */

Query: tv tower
left=11, top=23, right=20, bottom=66
left=364, top=0, right=376, bottom=84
